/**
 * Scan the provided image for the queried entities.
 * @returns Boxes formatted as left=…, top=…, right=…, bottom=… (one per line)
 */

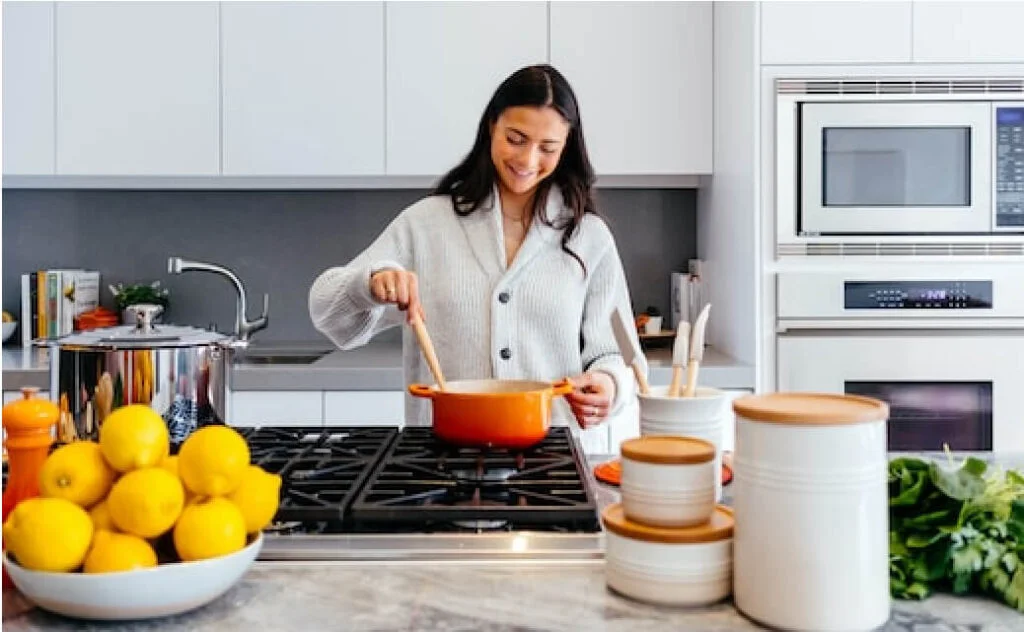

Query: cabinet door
left=760, top=1, right=912, bottom=64
left=323, top=391, right=404, bottom=426
left=550, top=2, right=712, bottom=175
left=222, top=1, right=385, bottom=176
left=913, top=1, right=1024, bottom=63
left=56, top=1, right=219, bottom=175
left=2, top=1, right=55, bottom=175
left=231, top=392, right=323, bottom=427
left=386, top=1, right=547, bottom=176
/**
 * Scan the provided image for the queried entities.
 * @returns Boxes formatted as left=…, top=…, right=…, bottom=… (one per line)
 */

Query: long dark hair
left=433, top=64, right=598, bottom=274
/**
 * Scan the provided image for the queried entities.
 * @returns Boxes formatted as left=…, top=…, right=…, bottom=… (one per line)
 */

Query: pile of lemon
left=2, top=406, right=281, bottom=574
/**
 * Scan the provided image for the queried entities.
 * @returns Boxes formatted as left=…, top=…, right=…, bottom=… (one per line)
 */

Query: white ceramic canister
left=602, top=503, right=734, bottom=607
left=637, top=386, right=727, bottom=501
left=620, top=436, right=716, bottom=527
left=731, top=393, right=890, bottom=632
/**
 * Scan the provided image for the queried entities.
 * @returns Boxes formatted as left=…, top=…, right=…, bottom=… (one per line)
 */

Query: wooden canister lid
left=732, top=393, right=888, bottom=426
left=620, top=436, right=715, bottom=465
left=601, top=503, right=734, bottom=544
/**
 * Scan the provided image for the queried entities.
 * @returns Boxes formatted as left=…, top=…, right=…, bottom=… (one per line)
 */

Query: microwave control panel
left=996, top=106, right=1024, bottom=227
left=845, top=281, right=993, bottom=310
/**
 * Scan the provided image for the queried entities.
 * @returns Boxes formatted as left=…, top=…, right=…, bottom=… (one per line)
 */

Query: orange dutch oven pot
left=408, top=378, right=575, bottom=449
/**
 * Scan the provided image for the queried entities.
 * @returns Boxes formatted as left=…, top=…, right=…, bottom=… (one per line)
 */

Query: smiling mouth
left=507, top=164, right=536, bottom=179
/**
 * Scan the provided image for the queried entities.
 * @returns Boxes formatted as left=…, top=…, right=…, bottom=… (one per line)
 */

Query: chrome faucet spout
left=167, top=257, right=269, bottom=342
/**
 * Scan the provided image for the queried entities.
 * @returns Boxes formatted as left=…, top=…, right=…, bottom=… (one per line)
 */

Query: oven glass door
left=777, top=332, right=1023, bottom=452
left=800, top=102, right=992, bottom=234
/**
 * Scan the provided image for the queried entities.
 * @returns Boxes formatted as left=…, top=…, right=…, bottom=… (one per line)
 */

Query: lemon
left=178, top=426, right=250, bottom=497
left=83, top=530, right=157, bottom=574
left=227, top=466, right=282, bottom=533
left=39, top=441, right=116, bottom=508
left=159, top=455, right=195, bottom=503
left=2, top=497, right=93, bottom=572
left=107, top=467, right=184, bottom=539
left=99, top=405, right=169, bottom=473
left=173, top=497, right=247, bottom=562
left=89, top=499, right=117, bottom=531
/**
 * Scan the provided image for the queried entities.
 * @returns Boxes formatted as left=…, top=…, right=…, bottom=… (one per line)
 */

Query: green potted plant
left=109, top=281, right=170, bottom=325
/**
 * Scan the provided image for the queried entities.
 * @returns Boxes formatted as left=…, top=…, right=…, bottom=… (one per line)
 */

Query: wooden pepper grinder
left=2, top=386, right=58, bottom=588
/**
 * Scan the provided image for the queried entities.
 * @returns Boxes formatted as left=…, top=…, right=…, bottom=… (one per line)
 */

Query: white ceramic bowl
left=2, top=321, right=17, bottom=343
left=3, top=533, right=262, bottom=621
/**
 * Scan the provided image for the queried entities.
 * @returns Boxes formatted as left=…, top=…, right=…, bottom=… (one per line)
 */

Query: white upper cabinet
left=760, top=1, right=912, bottom=64
left=56, top=1, right=219, bottom=175
left=222, top=2, right=385, bottom=176
left=550, top=2, right=712, bottom=175
left=913, top=1, right=1024, bottom=63
left=385, top=1, right=547, bottom=176
left=3, top=1, right=55, bottom=175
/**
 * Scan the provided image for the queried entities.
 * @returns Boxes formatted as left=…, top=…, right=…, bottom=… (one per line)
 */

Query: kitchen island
left=4, top=452, right=1022, bottom=631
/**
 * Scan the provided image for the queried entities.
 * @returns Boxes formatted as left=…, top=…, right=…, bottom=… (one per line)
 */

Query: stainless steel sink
left=234, top=350, right=330, bottom=365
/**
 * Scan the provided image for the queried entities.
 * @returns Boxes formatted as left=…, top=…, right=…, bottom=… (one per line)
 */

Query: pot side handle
left=551, top=378, right=574, bottom=397
left=408, top=384, right=436, bottom=399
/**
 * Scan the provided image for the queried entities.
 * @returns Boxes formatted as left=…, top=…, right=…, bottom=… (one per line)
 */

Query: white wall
left=698, top=1, right=760, bottom=380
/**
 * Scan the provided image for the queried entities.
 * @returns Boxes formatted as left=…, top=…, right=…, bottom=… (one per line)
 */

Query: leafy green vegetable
left=889, top=453, right=1024, bottom=612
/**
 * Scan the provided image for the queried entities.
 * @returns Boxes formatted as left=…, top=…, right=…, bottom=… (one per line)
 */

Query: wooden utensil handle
left=632, top=362, right=650, bottom=396
left=410, top=317, right=447, bottom=391
left=668, top=366, right=683, bottom=398
left=683, top=360, right=700, bottom=398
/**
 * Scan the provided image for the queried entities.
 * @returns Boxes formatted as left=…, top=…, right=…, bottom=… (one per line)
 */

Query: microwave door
left=800, top=102, right=992, bottom=234
left=776, top=332, right=1024, bottom=452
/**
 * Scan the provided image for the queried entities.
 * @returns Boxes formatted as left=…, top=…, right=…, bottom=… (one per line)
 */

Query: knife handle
left=631, top=362, right=650, bottom=396
left=683, top=360, right=700, bottom=398
left=668, top=366, right=683, bottom=398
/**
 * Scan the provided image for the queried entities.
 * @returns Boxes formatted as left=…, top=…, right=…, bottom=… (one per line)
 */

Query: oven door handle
left=776, top=318, right=1024, bottom=333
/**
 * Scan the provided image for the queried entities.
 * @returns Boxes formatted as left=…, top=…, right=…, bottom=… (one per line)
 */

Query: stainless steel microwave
left=776, top=78, right=1024, bottom=240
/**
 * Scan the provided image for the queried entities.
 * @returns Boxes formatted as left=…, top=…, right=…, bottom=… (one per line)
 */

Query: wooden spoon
left=409, top=314, right=447, bottom=391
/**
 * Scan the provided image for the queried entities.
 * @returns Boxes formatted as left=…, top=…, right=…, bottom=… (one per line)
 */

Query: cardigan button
left=498, top=291, right=510, bottom=304
left=499, top=347, right=512, bottom=360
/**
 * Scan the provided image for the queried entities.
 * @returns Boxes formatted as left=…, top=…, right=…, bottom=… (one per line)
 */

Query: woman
left=309, top=64, right=642, bottom=448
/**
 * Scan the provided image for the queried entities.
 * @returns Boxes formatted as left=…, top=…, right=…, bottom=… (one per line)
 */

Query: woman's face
left=490, top=106, right=570, bottom=198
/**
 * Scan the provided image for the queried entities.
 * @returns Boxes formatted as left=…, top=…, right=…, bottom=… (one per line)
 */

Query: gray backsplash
left=1, top=188, right=696, bottom=343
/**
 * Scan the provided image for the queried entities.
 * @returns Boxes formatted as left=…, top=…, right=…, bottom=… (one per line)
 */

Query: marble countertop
left=5, top=562, right=1021, bottom=632
left=3, top=452, right=1022, bottom=631
left=2, top=338, right=755, bottom=392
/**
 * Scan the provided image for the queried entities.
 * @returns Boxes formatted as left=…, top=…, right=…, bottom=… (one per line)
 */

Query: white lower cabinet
left=230, top=391, right=323, bottom=427
left=324, top=391, right=404, bottom=427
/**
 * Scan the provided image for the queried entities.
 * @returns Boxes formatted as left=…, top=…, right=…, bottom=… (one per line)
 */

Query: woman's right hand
left=370, top=269, right=425, bottom=323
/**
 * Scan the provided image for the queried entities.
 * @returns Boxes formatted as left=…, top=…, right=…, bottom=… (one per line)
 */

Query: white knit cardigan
left=308, top=187, right=643, bottom=450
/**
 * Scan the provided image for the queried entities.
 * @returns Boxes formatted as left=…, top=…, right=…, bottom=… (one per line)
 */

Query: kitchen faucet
left=167, top=257, right=269, bottom=343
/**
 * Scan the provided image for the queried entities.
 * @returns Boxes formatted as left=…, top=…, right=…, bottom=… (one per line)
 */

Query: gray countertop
left=3, top=452, right=1022, bottom=631
left=2, top=339, right=755, bottom=392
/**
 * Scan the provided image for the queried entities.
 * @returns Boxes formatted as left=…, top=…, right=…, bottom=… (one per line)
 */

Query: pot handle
left=408, top=384, right=436, bottom=399
left=551, top=378, right=574, bottom=397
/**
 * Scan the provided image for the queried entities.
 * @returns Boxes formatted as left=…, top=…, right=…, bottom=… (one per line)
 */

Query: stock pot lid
left=733, top=393, right=889, bottom=426
left=621, top=436, right=715, bottom=465
left=602, top=503, right=733, bottom=544
left=54, top=324, right=229, bottom=349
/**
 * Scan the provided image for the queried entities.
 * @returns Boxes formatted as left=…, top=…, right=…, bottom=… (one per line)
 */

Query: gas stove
left=238, top=425, right=605, bottom=562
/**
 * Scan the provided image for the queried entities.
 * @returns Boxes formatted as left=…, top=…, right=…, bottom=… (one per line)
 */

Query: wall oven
left=775, top=77, right=1024, bottom=253
left=775, top=267, right=1024, bottom=453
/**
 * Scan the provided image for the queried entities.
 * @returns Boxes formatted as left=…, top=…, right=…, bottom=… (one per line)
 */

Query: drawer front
left=324, top=391, right=404, bottom=427
left=231, top=391, right=323, bottom=427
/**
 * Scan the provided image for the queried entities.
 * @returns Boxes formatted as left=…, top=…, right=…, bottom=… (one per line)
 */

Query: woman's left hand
left=566, top=371, right=616, bottom=429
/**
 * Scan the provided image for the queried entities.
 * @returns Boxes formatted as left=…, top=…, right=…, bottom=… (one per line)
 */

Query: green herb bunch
left=889, top=454, right=1024, bottom=611
left=109, top=281, right=170, bottom=311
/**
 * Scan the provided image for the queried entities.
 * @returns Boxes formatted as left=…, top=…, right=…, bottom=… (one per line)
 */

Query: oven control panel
left=996, top=106, right=1024, bottom=228
left=844, top=281, right=993, bottom=309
